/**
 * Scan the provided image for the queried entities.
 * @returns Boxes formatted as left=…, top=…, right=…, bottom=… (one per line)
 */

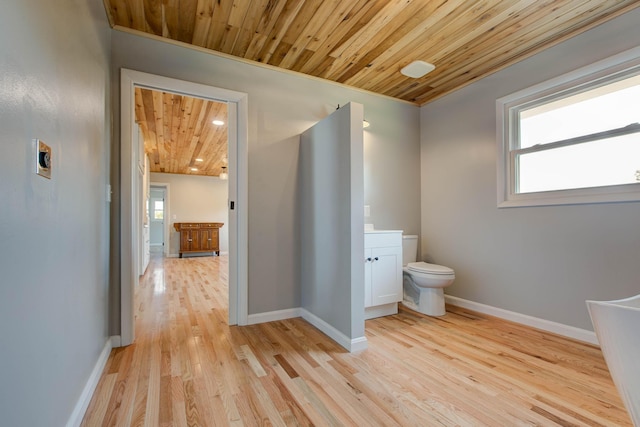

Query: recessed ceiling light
left=212, top=120, right=225, bottom=126
left=195, top=158, right=203, bottom=162
left=190, top=167, right=198, bottom=171
left=400, top=60, right=435, bottom=78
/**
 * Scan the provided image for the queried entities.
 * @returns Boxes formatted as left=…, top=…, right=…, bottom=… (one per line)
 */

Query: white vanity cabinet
left=364, top=230, right=403, bottom=320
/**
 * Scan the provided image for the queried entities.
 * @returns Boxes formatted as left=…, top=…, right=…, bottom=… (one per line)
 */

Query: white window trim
left=496, top=46, right=640, bottom=208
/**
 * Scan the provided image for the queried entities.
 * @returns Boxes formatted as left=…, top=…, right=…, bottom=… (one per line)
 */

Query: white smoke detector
left=401, top=61, right=435, bottom=78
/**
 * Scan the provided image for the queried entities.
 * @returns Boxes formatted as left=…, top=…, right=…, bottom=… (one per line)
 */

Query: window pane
left=153, top=200, right=163, bottom=220
left=517, top=134, right=640, bottom=193
left=519, top=75, right=640, bottom=149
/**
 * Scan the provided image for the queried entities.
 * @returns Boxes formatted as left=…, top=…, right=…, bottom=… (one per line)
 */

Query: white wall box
left=364, top=231, right=403, bottom=320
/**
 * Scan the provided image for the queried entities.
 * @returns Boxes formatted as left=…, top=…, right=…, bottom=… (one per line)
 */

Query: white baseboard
left=444, top=295, right=598, bottom=345
left=349, top=336, right=369, bottom=352
left=110, top=335, right=122, bottom=348
left=247, top=308, right=301, bottom=325
left=246, top=308, right=367, bottom=352
left=300, top=308, right=368, bottom=353
left=65, top=335, right=118, bottom=427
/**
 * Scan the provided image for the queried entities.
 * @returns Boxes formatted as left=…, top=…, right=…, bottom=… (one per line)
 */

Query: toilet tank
left=402, top=235, right=418, bottom=265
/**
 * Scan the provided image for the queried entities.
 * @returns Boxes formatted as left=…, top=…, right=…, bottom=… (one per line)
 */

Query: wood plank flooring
left=82, top=254, right=631, bottom=426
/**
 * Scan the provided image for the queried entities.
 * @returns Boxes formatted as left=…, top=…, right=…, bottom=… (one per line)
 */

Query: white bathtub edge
left=445, top=295, right=598, bottom=345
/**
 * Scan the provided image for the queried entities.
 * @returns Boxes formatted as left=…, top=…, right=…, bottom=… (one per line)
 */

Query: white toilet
left=402, top=235, right=455, bottom=316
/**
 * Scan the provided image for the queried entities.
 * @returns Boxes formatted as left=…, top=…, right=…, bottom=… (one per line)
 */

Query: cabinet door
left=180, top=230, right=194, bottom=251
left=199, top=229, right=213, bottom=251
left=211, top=229, right=219, bottom=251
left=191, top=229, right=202, bottom=250
left=370, top=246, right=402, bottom=306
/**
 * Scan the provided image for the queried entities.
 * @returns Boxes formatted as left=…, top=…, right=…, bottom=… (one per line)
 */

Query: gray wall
left=363, top=100, right=421, bottom=234
left=300, top=103, right=365, bottom=340
left=0, top=0, right=111, bottom=425
left=110, top=30, right=420, bottom=323
left=420, top=8, right=640, bottom=331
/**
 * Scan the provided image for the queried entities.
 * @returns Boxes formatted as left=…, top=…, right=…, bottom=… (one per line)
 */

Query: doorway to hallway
left=120, top=69, right=248, bottom=346
left=149, top=186, right=166, bottom=254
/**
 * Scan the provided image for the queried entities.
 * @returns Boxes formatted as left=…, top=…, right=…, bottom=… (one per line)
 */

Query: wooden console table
left=173, top=222, right=224, bottom=258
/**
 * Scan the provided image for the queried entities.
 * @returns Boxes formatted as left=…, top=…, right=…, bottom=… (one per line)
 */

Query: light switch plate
left=35, top=139, right=52, bottom=179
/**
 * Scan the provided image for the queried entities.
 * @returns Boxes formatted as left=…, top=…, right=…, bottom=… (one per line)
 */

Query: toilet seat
left=407, top=262, right=454, bottom=275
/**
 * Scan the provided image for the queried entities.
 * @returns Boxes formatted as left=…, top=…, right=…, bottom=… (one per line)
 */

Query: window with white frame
left=153, top=200, right=164, bottom=220
left=496, top=48, right=640, bottom=207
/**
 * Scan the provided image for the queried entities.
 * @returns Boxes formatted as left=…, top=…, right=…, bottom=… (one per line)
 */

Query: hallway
left=82, top=254, right=630, bottom=426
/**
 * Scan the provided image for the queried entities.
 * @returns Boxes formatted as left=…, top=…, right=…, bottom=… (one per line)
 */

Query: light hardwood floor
left=82, top=254, right=631, bottom=426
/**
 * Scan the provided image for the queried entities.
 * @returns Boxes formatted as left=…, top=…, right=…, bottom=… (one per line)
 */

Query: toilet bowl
left=402, top=235, right=455, bottom=316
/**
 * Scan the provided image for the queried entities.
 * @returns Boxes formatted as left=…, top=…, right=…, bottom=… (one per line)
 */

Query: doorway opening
left=149, top=185, right=168, bottom=255
left=120, top=69, right=248, bottom=346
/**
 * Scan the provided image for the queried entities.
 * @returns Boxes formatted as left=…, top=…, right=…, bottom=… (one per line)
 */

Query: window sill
left=498, top=183, right=640, bottom=208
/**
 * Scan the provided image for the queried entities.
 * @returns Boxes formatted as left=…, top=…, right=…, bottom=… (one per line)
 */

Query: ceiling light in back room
left=401, top=61, right=435, bottom=78
left=212, top=120, right=225, bottom=126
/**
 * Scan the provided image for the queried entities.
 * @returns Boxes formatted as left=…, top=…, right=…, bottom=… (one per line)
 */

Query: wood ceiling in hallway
left=106, top=0, right=640, bottom=105
left=134, top=87, right=228, bottom=177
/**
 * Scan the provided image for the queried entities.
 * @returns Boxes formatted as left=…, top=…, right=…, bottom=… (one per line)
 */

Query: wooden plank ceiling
left=119, top=1, right=639, bottom=176
left=135, top=87, right=228, bottom=177
left=106, top=0, right=640, bottom=105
